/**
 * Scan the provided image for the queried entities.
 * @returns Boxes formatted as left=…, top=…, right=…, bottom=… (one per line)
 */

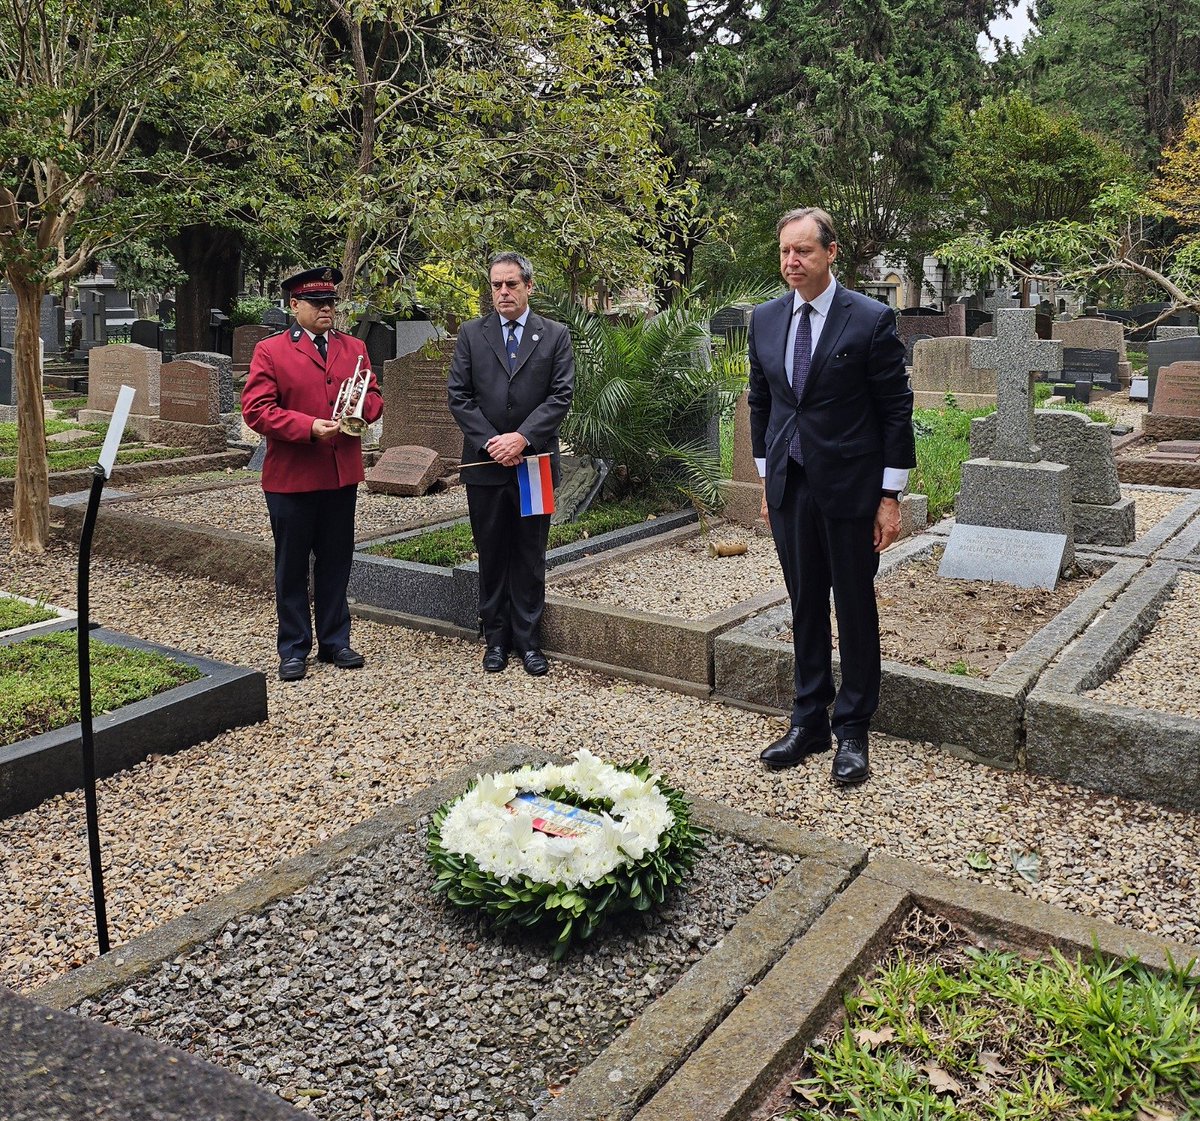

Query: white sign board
left=96, top=384, right=135, bottom=479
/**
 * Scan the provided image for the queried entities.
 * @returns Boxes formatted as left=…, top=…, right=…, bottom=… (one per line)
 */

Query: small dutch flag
left=516, top=453, right=555, bottom=517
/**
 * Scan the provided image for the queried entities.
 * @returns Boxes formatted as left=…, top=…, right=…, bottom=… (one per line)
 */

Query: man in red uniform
left=242, top=267, right=384, bottom=681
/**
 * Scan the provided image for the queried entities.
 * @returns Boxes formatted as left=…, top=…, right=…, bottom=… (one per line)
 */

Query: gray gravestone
left=910, top=337, right=996, bottom=409
left=174, top=350, right=235, bottom=412
left=1052, top=317, right=1127, bottom=358
left=380, top=340, right=459, bottom=467
left=1060, top=347, right=1120, bottom=389
left=156, top=298, right=176, bottom=322
left=130, top=319, right=161, bottom=351
left=394, top=320, right=443, bottom=358
left=709, top=305, right=752, bottom=340
left=87, top=344, right=161, bottom=414
left=160, top=359, right=220, bottom=424
left=969, top=308, right=1063, bottom=462
left=1156, top=325, right=1198, bottom=340
left=903, top=332, right=933, bottom=367
left=938, top=525, right=1068, bottom=590
left=75, top=287, right=108, bottom=357
left=248, top=441, right=267, bottom=471
left=0, top=347, right=13, bottom=406
left=261, top=307, right=289, bottom=329
left=359, top=319, right=396, bottom=369
left=949, top=308, right=1073, bottom=577
left=232, top=325, right=274, bottom=374
left=0, top=292, right=17, bottom=347
left=365, top=445, right=441, bottom=496
left=39, top=295, right=64, bottom=355
left=895, top=303, right=967, bottom=358
left=1146, top=336, right=1200, bottom=408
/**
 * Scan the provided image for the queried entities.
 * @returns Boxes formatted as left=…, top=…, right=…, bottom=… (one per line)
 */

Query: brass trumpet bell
left=332, top=357, right=371, bottom=435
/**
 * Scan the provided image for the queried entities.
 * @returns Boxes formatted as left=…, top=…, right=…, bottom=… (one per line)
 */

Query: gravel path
left=550, top=526, right=784, bottom=619
left=1089, top=570, right=1200, bottom=717
left=78, top=833, right=791, bottom=1120
left=1122, top=484, right=1190, bottom=536
left=114, top=478, right=468, bottom=541
left=2, top=509, right=1198, bottom=1005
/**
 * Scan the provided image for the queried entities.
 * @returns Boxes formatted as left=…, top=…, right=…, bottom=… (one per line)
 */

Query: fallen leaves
left=922, top=1060, right=964, bottom=1096
left=854, top=1025, right=896, bottom=1050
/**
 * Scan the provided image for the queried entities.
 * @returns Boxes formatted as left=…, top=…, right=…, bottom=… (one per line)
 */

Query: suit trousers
left=770, top=459, right=881, bottom=738
left=265, top=485, right=358, bottom=661
left=467, top=480, right=551, bottom=652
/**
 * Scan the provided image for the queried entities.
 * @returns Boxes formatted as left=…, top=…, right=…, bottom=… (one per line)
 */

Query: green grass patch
left=0, top=444, right=185, bottom=478
left=786, top=929, right=1200, bottom=1118
left=0, top=596, right=56, bottom=631
left=911, top=405, right=985, bottom=524
left=367, top=495, right=680, bottom=566
left=0, top=631, right=202, bottom=745
left=1128, top=347, right=1147, bottom=373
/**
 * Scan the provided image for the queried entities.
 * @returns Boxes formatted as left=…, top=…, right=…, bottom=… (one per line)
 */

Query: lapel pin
left=532, top=333, right=539, bottom=342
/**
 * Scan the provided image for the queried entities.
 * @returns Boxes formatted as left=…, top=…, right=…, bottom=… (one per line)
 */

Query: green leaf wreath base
left=427, top=758, right=707, bottom=960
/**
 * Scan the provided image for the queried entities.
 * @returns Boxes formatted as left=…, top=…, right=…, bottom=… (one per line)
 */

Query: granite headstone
left=394, top=320, right=443, bottom=358
left=1146, top=336, right=1200, bottom=408
left=130, top=319, right=162, bottom=351
left=0, top=347, right=12, bottom=406
left=174, top=350, right=235, bottom=412
left=365, top=445, right=441, bottom=496
left=1060, top=347, right=1120, bottom=389
left=87, top=343, right=161, bottom=414
left=1151, top=362, right=1200, bottom=417
left=0, top=292, right=17, bottom=348
left=232, top=325, right=274, bottom=375
left=160, top=359, right=221, bottom=424
left=938, top=526, right=1068, bottom=591
left=380, top=339, right=459, bottom=468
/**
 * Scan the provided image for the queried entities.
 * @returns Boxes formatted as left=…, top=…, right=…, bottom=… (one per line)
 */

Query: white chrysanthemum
left=439, top=751, right=675, bottom=888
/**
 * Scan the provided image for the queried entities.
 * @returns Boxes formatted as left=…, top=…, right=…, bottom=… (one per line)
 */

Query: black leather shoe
left=317, top=647, right=365, bottom=669
left=832, top=736, right=871, bottom=785
left=483, top=646, right=509, bottom=672
left=520, top=649, right=549, bottom=676
left=278, top=658, right=307, bottom=681
left=760, top=725, right=832, bottom=769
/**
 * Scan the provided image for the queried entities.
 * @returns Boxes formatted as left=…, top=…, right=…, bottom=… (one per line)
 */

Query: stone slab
left=87, top=343, right=160, bottom=414
left=1025, top=561, right=1200, bottom=812
left=1130, top=377, right=1149, bottom=400
left=731, top=391, right=758, bottom=484
left=910, top=336, right=995, bottom=401
left=1061, top=346, right=1119, bottom=388
left=1072, top=496, right=1136, bottom=547
left=1, top=986, right=302, bottom=1121
left=380, top=339, right=460, bottom=468
left=173, top=351, right=235, bottom=413
left=160, top=359, right=220, bottom=424
left=956, top=458, right=1074, bottom=567
left=1143, top=414, right=1200, bottom=441
left=1146, top=336, right=1200, bottom=408
left=365, top=445, right=441, bottom=496
left=0, top=628, right=267, bottom=819
left=231, top=324, right=274, bottom=373
left=939, top=524, right=1068, bottom=589
left=1150, top=360, right=1200, bottom=417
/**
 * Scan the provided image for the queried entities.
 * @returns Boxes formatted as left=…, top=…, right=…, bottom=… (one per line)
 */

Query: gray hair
left=776, top=207, right=838, bottom=248
left=488, top=252, right=534, bottom=284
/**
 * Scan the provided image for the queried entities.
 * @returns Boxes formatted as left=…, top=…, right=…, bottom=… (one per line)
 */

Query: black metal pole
left=77, top=463, right=110, bottom=955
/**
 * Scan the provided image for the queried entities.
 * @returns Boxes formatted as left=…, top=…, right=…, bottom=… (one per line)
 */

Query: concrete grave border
left=541, top=522, right=789, bottom=690
left=1025, top=560, right=1200, bottom=812
left=632, top=856, right=1198, bottom=1121
left=1158, top=503, right=1200, bottom=566
left=0, top=627, right=267, bottom=819
left=348, top=508, right=699, bottom=631
left=713, top=537, right=1143, bottom=767
left=0, top=591, right=76, bottom=641
left=33, top=746, right=865, bottom=1121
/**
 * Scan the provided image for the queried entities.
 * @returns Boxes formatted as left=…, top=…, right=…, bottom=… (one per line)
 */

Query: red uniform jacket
left=242, top=327, right=384, bottom=493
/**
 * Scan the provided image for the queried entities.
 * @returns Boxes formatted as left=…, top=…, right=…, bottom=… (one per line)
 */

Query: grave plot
left=541, top=523, right=788, bottom=691
left=32, top=748, right=861, bottom=1121
left=631, top=858, right=1198, bottom=1121
left=349, top=508, right=698, bottom=634
left=0, top=590, right=75, bottom=640
left=1026, top=561, right=1200, bottom=812
left=714, top=539, right=1141, bottom=767
left=1115, top=432, right=1200, bottom=489
left=51, top=476, right=470, bottom=592
left=0, top=627, right=266, bottom=818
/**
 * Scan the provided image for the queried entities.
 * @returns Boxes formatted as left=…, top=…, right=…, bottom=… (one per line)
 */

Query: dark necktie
left=506, top=321, right=519, bottom=373
left=788, top=303, right=813, bottom=464
left=314, top=333, right=328, bottom=363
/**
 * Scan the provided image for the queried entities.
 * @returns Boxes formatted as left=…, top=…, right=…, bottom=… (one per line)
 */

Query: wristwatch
left=881, top=489, right=902, bottom=501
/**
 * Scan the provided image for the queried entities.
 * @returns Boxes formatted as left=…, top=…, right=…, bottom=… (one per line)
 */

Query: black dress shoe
left=278, top=658, right=307, bottom=681
left=520, top=649, right=549, bottom=676
left=482, top=646, right=509, bottom=672
left=317, top=647, right=365, bottom=669
left=832, top=736, right=870, bottom=785
left=760, top=725, right=832, bottom=769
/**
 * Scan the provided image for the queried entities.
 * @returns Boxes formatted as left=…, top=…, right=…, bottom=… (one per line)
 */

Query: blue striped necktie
left=788, top=303, right=813, bottom=464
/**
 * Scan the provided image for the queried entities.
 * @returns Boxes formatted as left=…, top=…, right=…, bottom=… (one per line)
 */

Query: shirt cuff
left=754, top=457, right=766, bottom=479
left=882, top=467, right=910, bottom=491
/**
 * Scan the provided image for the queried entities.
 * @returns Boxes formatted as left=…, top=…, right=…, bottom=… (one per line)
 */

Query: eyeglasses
left=490, top=279, right=526, bottom=290
left=296, top=296, right=337, bottom=308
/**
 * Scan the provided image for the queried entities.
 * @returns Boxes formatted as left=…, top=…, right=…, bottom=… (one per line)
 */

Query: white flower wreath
left=437, top=749, right=674, bottom=889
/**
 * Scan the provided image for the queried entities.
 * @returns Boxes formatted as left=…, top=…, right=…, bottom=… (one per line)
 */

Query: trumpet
left=332, top=356, right=371, bottom=435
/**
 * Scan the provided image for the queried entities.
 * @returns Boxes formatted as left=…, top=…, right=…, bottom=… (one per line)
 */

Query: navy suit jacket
left=447, top=311, right=575, bottom=487
left=747, top=282, right=915, bottom=520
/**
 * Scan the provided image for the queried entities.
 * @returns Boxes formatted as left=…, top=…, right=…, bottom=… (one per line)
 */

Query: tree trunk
left=171, top=225, right=242, bottom=352
left=10, top=278, right=50, bottom=554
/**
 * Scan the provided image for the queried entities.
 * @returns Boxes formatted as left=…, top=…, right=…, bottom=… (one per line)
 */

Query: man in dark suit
left=748, top=208, right=915, bottom=784
left=243, top=266, right=383, bottom=682
left=447, top=252, right=575, bottom=676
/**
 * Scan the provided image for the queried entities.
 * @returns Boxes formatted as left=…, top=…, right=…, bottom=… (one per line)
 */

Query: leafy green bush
left=1, top=632, right=202, bottom=744
left=231, top=296, right=280, bottom=328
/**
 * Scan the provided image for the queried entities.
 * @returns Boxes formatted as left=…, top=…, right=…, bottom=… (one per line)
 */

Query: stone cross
left=969, top=308, right=1062, bottom=463
left=982, top=290, right=1019, bottom=316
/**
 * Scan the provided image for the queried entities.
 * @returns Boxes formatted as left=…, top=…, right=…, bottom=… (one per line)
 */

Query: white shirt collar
left=791, top=275, right=837, bottom=318
left=502, top=309, right=531, bottom=329
left=302, top=327, right=328, bottom=343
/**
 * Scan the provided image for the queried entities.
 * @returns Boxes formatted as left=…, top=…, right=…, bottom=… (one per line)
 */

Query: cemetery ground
left=3, top=488, right=1200, bottom=1117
